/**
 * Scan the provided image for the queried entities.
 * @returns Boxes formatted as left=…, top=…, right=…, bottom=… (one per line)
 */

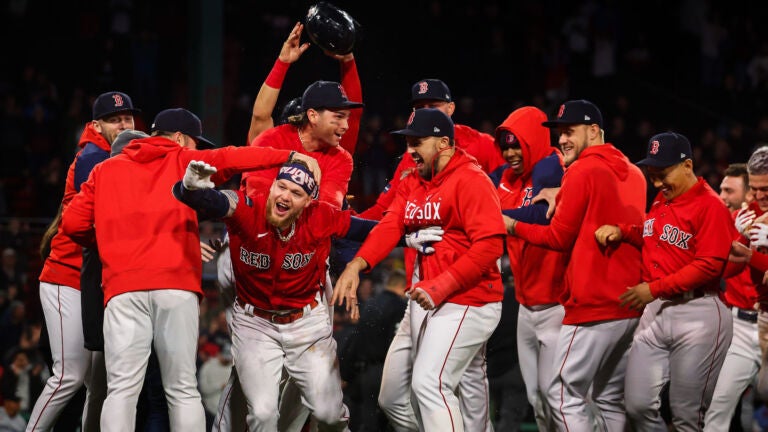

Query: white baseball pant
left=378, top=300, right=501, bottom=432
left=625, top=296, right=732, bottom=431
left=703, top=307, right=759, bottom=430
left=516, top=304, right=563, bottom=431
left=100, top=289, right=204, bottom=432
left=230, top=298, right=349, bottom=431
left=547, top=317, right=638, bottom=431
left=27, top=282, right=107, bottom=432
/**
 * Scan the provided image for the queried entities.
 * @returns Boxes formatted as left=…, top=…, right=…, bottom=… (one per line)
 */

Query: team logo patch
left=407, top=111, right=416, bottom=125
left=338, top=84, right=348, bottom=99
left=557, top=104, right=565, bottom=119
left=659, top=224, right=692, bottom=250
left=112, top=93, right=124, bottom=107
left=650, top=140, right=660, bottom=155
left=418, top=81, right=429, bottom=95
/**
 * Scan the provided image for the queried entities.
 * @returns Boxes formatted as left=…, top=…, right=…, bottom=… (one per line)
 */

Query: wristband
left=265, top=59, right=290, bottom=89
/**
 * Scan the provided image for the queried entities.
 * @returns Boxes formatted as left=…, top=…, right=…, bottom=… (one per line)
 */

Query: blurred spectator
left=0, top=393, right=26, bottom=431
left=198, top=342, right=233, bottom=430
left=0, top=249, right=26, bottom=298
left=0, top=302, right=26, bottom=359
left=340, top=269, right=408, bottom=432
left=0, top=349, right=45, bottom=418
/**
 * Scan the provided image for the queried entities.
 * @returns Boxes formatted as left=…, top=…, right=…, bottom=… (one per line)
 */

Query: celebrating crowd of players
left=24, top=19, right=768, bottom=432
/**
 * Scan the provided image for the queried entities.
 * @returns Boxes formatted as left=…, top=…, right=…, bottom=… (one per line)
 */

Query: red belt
left=236, top=298, right=319, bottom=324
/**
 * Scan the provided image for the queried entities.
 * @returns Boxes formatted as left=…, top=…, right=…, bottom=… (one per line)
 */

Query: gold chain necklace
left=275, top=222, right=296, bottom=242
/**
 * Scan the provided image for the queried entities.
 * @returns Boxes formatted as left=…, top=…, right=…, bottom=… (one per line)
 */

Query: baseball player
left=29, top=91, right=139, bottom=432
left=353, top=78, right=504, bottom=432
left=704, top=163, right=760, bottom=431
left=334, top=108, right=506, bottom=432
left=505, top=100, right=645, bottom=431
left=172, top=159, right=399, bottom=431
left=492, top=106, right=567, bottom=431
left=246, top=21, right=362, bottom=155
left=595, top=132, right=736, bottom=430
left=728, top=145, right=768, bottom=401
left=60, top=107, right=320, bottom=432
left=215, top=71, right=363, bottom=432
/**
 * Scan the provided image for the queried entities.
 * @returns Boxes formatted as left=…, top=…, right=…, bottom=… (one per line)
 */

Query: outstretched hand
left=332, top=257, right=368, bottom=320
left=183, top=160, right=217, bottom=190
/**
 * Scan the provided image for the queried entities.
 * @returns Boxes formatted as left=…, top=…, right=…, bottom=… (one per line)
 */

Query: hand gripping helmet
left=304, top=2, right=358, bottom=55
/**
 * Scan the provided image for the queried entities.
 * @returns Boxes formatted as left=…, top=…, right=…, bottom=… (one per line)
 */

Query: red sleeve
left=189, top=145, right=292, bottom=185
left=750, top=251, right=768, bottom=273
left=339, top=59, right=362, bottom=155
left=319, top=151, right=353, bottom=209
left=446, top=175, right=506, bottom=288
left=356, top=179, right=410, bottom=268
left=648, top=198, right=736, bottom=298
left=358, top=153, right=415, bottom=220
left=475, top=131, right=505, bottom=173
left=618, top=223, right=644, bottom=248
left=61, top=170, right=97, bottom=248
left=514, top=169, right=587, bottom=250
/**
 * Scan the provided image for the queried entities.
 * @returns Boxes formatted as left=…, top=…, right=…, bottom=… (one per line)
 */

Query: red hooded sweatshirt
left=514, top=144, right=646, bottom=324
left=61, top=137, right=292, bottom=305
left=356, top=148, right=505, bottom=306
left=39, top=123, right=111, bottom=289
left=496, top=107, right=569, bottom=307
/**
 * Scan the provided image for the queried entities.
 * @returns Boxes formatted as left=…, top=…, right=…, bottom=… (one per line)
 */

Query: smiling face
left=498, top=131, right=523, bottom=175
left=645, top=159, right=695, bottom=200
left=719, top=175, right=748, bottom=210
left=406, top=135, right=450, bottom=180
left=749, top=173, right=768, bottom=212
left=92, top=112, right=135, bottom=145
left=555, top=123, right=596, bottom=167
left=265, top=179, right=312, bottom=230
left=307, top=108, right=351, bottom=148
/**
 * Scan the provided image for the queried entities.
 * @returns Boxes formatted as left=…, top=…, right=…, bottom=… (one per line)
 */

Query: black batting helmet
left=304, top=2, right=358, bottom=55
left=278, top=97, right=303, bottom=125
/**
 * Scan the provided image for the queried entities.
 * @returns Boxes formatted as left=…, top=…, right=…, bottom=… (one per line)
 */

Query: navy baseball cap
left=92, top=91, right=141, bottom=120
left=636, top=132, right=692, bottom=168
left=542, top=99, right=603, bottom=129
left=301, top=80, right=364, bottom=111
left=411, top=79, right=452, bottom=104
left=151, top=108, right=216, bottom=149
left=390, top=108, right=454, bottom=139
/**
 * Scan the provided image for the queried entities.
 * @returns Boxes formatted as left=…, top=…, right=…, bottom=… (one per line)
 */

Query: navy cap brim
left=389, top=128, right=423, bottom=137
left=195, top=135, right=217, bottom=149
left=326, top=101, right=365, bottom=110
left=96, top=108, right=142, bottom=120
left=635, top=158, right=675, bottom=168
left=541, top=119, right=591, bottom=128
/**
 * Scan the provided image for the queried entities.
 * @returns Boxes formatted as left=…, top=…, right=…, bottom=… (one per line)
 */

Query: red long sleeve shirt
left=514, top=144, right=646, bottom=325
left=356, top=149, right=505, bottom=306
left=620, top=178, right=736, bottom=298
left=61, top=137, right=292, bottom=305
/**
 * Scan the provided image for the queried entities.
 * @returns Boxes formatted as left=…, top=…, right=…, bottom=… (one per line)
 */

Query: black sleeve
left=172, top=181, right=230, bottom=220
left=344, top=216, right=408, bottom=247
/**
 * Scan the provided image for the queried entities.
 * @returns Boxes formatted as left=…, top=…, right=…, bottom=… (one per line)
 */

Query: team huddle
left=28, top=16, right=768, bottom=432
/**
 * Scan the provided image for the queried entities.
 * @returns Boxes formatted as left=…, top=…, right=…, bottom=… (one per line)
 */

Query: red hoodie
left=61, top=137, right=292, bottom=305
left=356, top=148, right=505, bottom=306
left=514, top=144, right=646, bottom=324
left=39, top=124, right=111, bottom=289
left=496, top=107, right=568, bottom=307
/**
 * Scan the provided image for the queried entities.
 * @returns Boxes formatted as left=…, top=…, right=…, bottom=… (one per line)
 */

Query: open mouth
left=507, top=159, right=522, bottom=168
left=411, top=154, right=424, bottom=168
left=275, top=202, right=290, bottom=216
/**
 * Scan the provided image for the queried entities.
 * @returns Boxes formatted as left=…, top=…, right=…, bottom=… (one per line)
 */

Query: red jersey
left=622, top=179, right=736, bottom=298
left=736, top=201, right=768, bottom=309
left=339, top=59, right=362, bottom=155
left=514, top=144, right=646, bottom=325
left=358, top=124, right=504, bottom=220
left=226, top=191, right=352, bottom=309
left=496, top=107, right=568, bottom=307
left=242, top=124, right=353, bottom=209
left=61, top=137, right=292, bottom=305
left=356, top=149, right=505, bottom=306
left=39, top=124, right=111, bottom=289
